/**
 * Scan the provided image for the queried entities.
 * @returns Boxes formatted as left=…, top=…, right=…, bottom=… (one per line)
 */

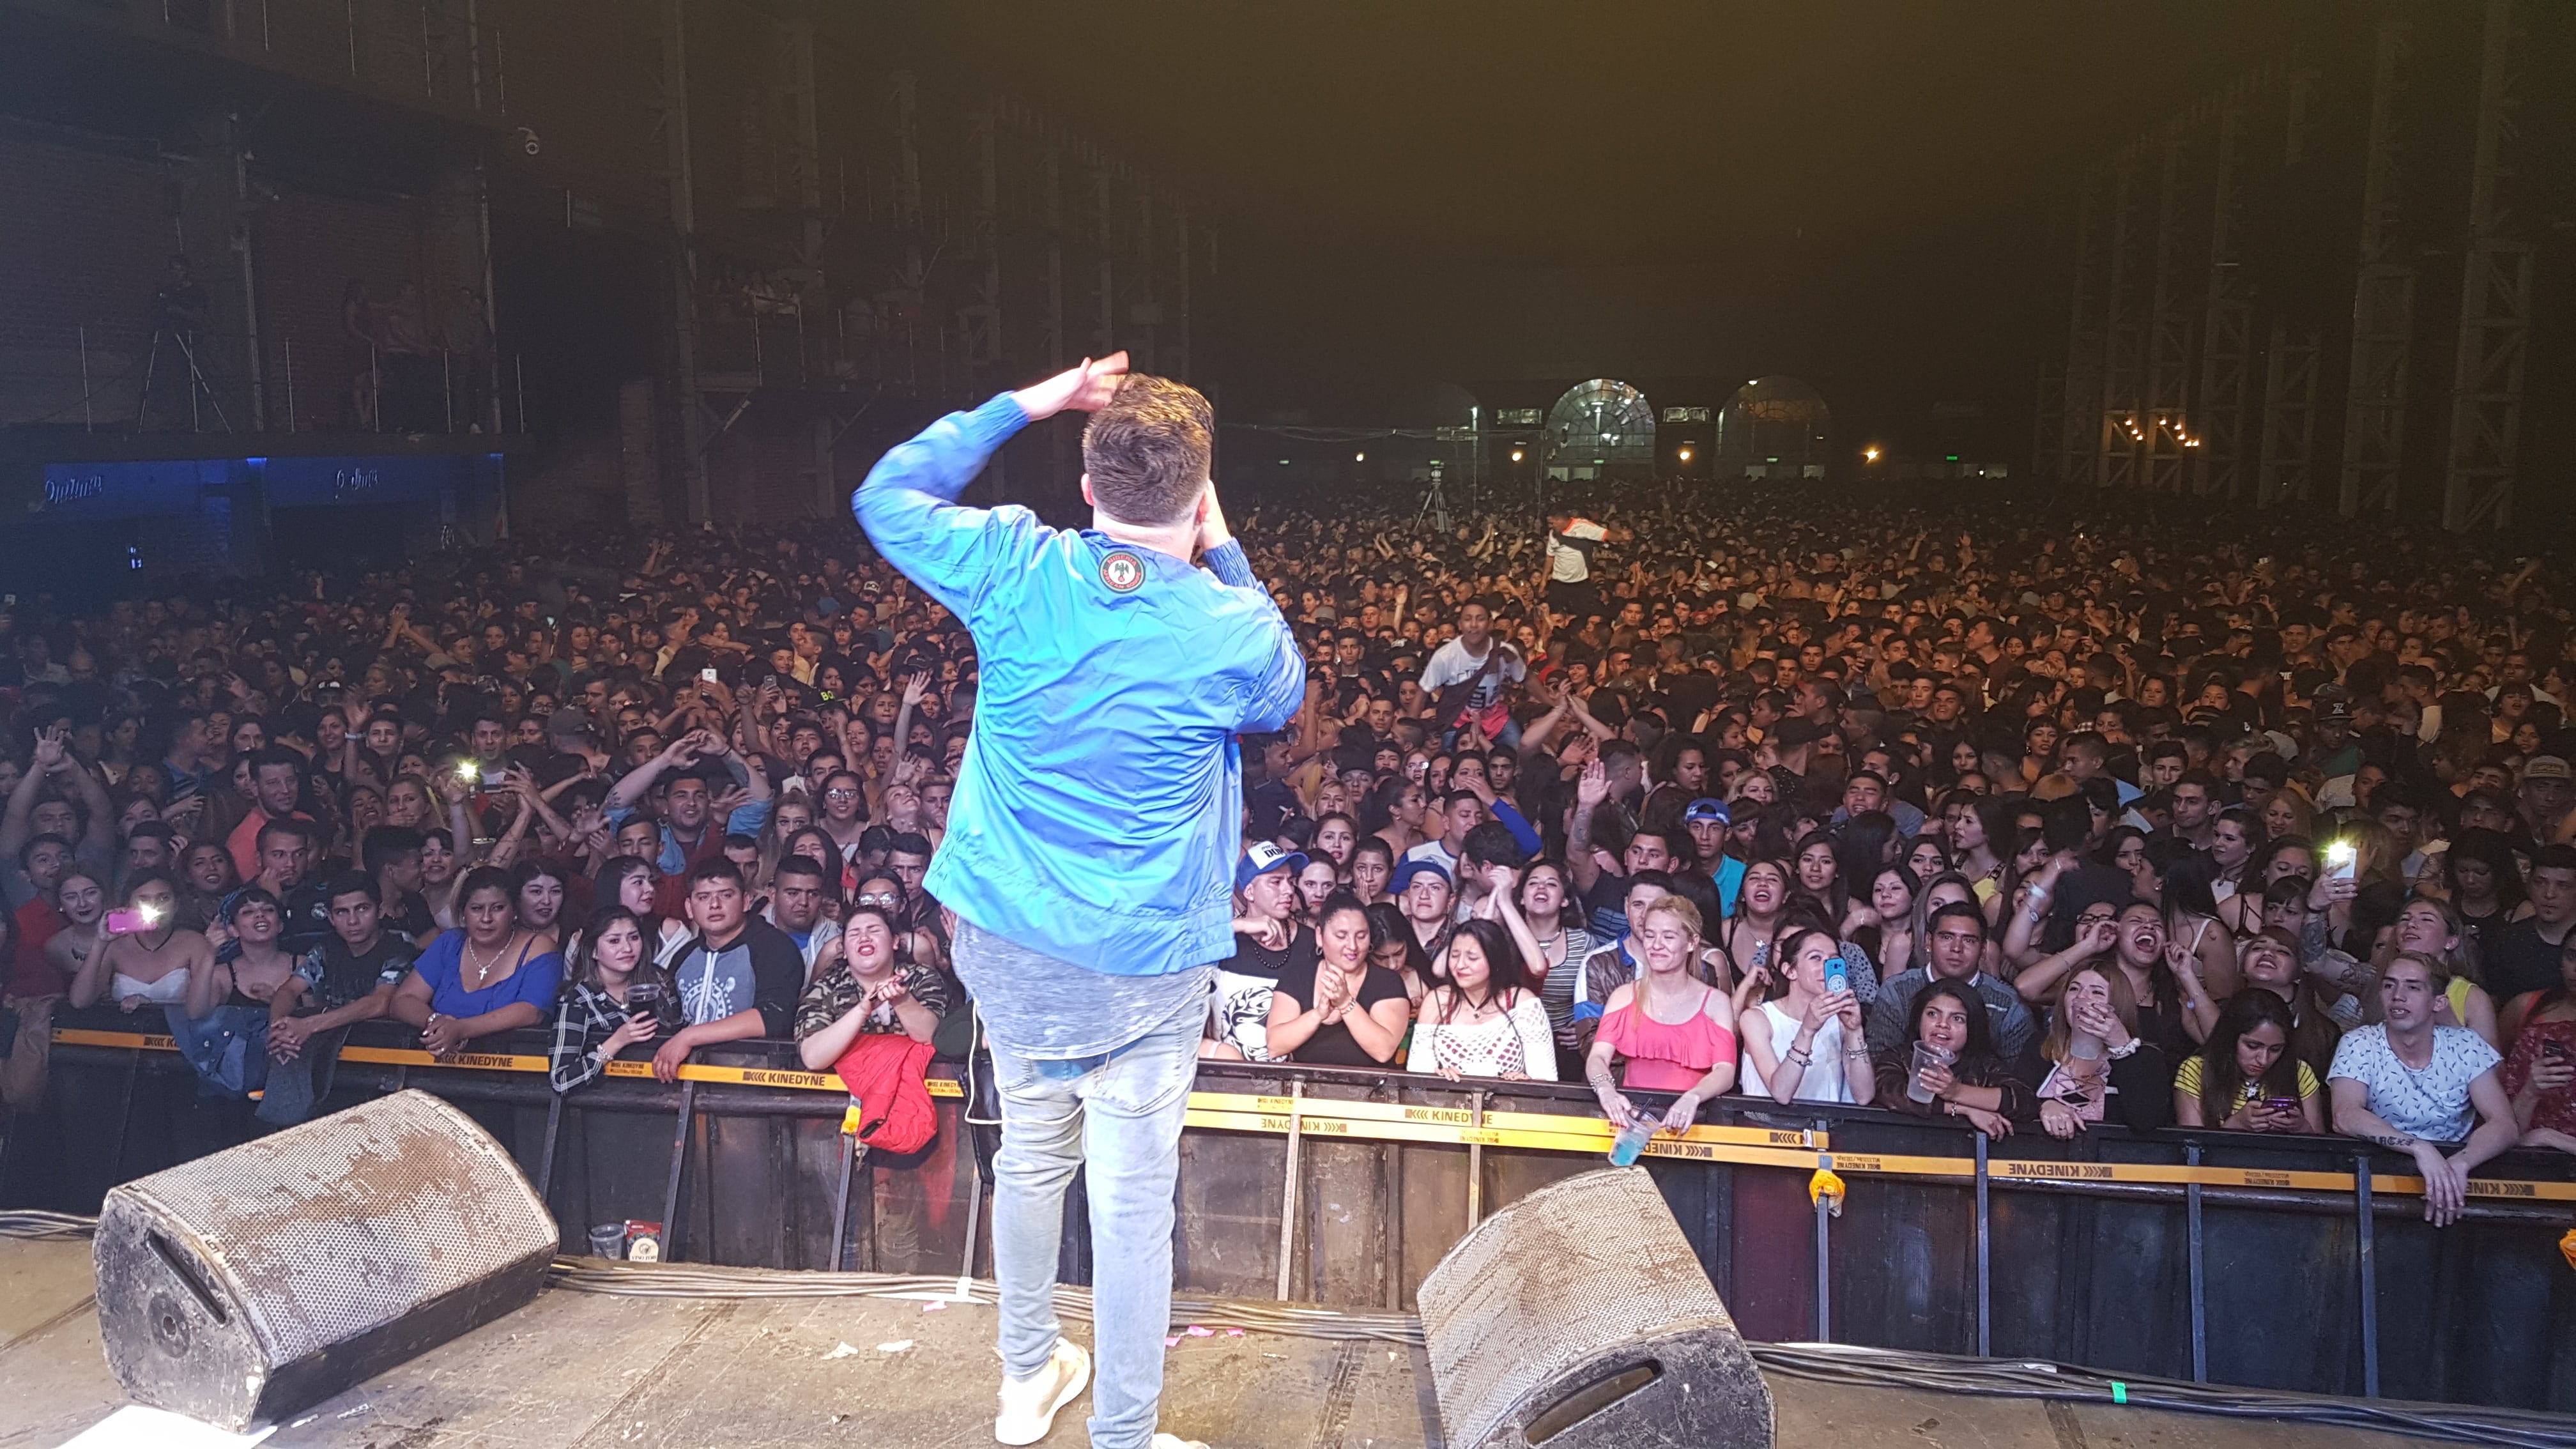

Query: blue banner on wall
left=257, top=454, right=462, bottom=508
left=34, top=460, right=226, bottom=520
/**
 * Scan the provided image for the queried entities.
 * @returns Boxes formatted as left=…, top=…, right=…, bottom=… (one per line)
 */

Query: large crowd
left=3, top=480, right=2573, bottom=1223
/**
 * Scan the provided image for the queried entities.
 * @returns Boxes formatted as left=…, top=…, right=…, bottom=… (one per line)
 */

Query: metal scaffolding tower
left=2255, top=318, right=2322, bottom=507
left=2191, top=91, right=2250, bottom=497
left=2336, top=18, right=2414, bottom=518
left=2094, top=147, right=2145, bottom=490
left=2439, top=0, right=2531, bottom=532
left=2256, top=59, right=2322, bottom=509
left=2140, top=128, right=2195, bottom=494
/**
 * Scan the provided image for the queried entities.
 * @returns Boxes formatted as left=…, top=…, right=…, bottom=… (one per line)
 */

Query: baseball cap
left=1236, top=841, right=1308, bottom=891
left=1683, top=797, right=1731, bottom=825
left=1391, top=858, right=1452, bottom=894
left=546, top=705, right=597, bottom=742
left=2315, top=699, right=2354, bottom=724
left=2524, top=755, right=2572, bottom=783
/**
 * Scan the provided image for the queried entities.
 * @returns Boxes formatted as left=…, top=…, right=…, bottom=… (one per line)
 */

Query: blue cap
left=1236, top=841, right=1308, bottom=891
left=1683, top=797, right=1731, bottom=825
left=1392, top=858, right=1452, bottom=894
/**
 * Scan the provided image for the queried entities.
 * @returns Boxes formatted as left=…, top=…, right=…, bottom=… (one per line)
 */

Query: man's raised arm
left=854, top=353, right=1128, bottom=616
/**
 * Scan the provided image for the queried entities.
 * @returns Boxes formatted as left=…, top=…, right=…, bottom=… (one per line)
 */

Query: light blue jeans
left=988, top=1002, right=1200, bottom=1449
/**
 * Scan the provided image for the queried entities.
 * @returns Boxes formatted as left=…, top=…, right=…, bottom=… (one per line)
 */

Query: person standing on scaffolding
left=856, top=351, right=1305, bottom=1449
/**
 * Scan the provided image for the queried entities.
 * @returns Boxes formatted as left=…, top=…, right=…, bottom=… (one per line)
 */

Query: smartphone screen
left=700, top=668, right=719, bottom=684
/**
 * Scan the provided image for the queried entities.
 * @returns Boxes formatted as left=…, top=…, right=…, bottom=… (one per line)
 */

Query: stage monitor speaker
left=94, top=1089, right=558, bottom=1431
left=1416, top=1167, right=1772, bottom=1449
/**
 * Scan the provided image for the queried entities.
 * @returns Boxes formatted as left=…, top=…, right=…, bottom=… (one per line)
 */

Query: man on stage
left=857, top=353, right=1304, bottom=1449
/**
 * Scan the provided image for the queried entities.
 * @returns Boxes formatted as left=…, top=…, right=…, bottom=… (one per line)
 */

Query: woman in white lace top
left=1413, top=917, right=1556, bottom=1080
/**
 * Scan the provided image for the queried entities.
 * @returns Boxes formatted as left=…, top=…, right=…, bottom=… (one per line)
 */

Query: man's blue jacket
left=855, top=393, right=1306, bottom=977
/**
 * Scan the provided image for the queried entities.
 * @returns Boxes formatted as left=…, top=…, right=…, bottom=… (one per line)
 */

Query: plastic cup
left=588, top=1223, right=627, bottom=1260
left=1908, top=1041, right=1957, bottom=1105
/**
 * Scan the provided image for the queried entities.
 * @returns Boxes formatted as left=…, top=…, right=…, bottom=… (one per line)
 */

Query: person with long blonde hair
left=1586, top=895, right=1739, bottom=1132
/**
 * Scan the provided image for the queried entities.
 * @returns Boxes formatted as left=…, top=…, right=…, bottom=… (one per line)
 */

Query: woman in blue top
left=392, top=866, right=565, bottom=1056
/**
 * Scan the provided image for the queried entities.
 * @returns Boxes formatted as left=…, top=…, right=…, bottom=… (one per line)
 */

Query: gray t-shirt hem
left=951, top=917, right=1213, bottom=1061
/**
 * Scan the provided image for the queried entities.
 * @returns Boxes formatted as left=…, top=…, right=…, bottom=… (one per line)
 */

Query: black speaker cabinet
left=94, top=1089, right=558, bottom=1430
left=1416, top=1167, right=1774, bottom=1449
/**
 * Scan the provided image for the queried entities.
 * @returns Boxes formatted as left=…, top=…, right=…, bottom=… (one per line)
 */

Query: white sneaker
left=995, top=1337, right=1091, bottom=1445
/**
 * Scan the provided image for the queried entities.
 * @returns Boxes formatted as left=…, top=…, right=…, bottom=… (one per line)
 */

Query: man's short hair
left=257, top=817, right=314, bottom=851
left=887, top=831, right=934, bottom=858
left=2529, top=843, right=2576, bottom=877
left=686, top=857, right=746, bottom=891
left=324, top=870, right=380, bottom=905
left=251, top=744, right=305, bottom=777
left=1928, top=900, right=1988, bottom=940
left=364, top=825, right=424, bottom=864
left=1459, top=820, right=1526, bottom=871
left=19, top=832, right=73, bottom=868
left=774, top=854, right=829, bottom=886
left=2039, top=794, right=2092, bottom=853
left=1082, top=374, right=1214, bottom=526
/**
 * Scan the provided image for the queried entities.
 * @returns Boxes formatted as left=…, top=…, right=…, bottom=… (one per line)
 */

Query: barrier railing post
left=660, top=1079, right=697, bottom=1263
left=1813, top=1118, right=1832, bottom=1343
left=1974, top=1130, right=1991, bottom=1357
left=956, top=1138, right=986, bottom=1296
left=2186, top=1140, right=2207, bottom=1381
left=105, top=1046, right=144, bottom=1185
left=1465, top=1089, right=1487, bottom=1230
left=829, top=1131, right=857, bottom=1271
left=2356, top=1151, right=2379, bottom=1397
left=535, top=1092, right=564, bottom=1199
left=1274, top=1079, right=1303, bottom=1301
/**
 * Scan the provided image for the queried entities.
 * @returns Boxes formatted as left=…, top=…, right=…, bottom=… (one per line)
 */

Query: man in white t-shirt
left=2328, top=953, right=2518, bottom=1226
left=1544, top=512, right=1625, bottom=616
left=1418, top=601, right=1526, bottom=747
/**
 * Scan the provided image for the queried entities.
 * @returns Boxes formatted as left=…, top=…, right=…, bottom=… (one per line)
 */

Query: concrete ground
left=0, top=1237, right=2472, bottom=1449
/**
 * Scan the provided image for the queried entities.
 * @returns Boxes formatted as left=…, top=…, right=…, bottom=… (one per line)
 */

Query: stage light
left=1677, top=446, right=1694, bottom=463
left=1354, top=451, right=1366, bottom=462
left=1864, top=446, right=1881, bottom=463
left=1510, top=448, right=1524, bottom=463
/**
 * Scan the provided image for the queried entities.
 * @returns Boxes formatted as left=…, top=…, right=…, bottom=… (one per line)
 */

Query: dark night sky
left=890, top=3, right=2352, bottom=452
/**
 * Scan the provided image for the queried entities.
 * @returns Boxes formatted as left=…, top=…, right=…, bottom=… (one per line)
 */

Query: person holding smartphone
left=549, top=905, right=669, bottom=1092
left=2174, top=990, right=2324, bottom=1133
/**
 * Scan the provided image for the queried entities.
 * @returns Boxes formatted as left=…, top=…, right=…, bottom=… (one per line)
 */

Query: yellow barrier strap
left=49, top=1027, right=2576, bottom=1202
left=54, top=1025, right=965, bottom=1098
left=1185, top=1091, right=1821, bottom=1153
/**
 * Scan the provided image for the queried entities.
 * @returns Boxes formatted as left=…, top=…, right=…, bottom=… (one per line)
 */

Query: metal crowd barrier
left=10, top=1012, right=2576, bottom=1412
